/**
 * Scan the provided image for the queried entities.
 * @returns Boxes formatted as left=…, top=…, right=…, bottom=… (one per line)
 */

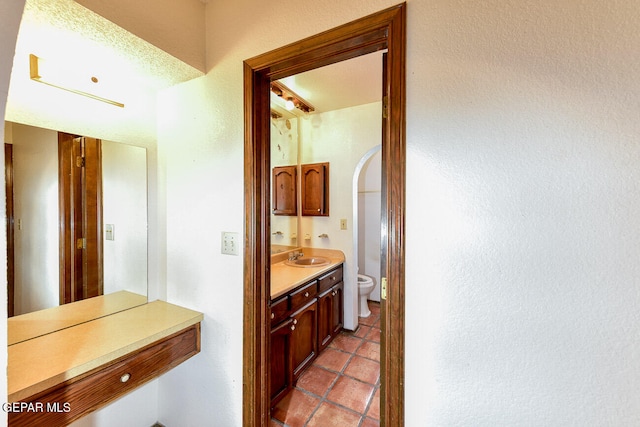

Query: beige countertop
left=270, top=248, right=345, bottom=299
left=8, top=290, right=147, bottom=345
left=8, top=300, right=204, bottom=402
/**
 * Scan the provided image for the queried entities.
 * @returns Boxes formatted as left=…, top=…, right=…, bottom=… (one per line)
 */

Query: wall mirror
left=270, top=101, right=300, bottom=255
left=269, top=52, right=382, bottom=255
left=5, top=121, right=148, bottom=315
left=5, top=122, right=149, bottom=344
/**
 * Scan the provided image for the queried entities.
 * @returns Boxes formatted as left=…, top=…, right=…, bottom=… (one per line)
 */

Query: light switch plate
left=105, top=224, right=115, bottom=241
left=221, top=232, right=240, bottom=255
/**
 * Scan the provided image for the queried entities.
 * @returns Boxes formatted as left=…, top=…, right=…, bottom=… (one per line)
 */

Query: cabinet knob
left=291, top=325, right=296, bottom=331
left=317, top=209, right=321, bottom=212
left=293, top=319, right=298, bottom=325
left=120, top=373, right=131, bottom=383
left=271, top=312, right=275, bottom=319
left=304, top=292, right=309, bottom=297
left=332, top=291, right=336, bottom=296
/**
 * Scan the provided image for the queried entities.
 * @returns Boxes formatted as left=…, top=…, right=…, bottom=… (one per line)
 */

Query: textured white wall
left=406, top=0, right=640, bottom=425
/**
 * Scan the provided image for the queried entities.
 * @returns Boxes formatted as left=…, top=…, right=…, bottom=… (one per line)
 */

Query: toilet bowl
left=357, top=274, right=375, bottom=317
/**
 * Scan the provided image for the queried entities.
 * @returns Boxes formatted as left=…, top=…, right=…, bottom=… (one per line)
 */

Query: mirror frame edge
left=243, top=3, right=406, bottom=426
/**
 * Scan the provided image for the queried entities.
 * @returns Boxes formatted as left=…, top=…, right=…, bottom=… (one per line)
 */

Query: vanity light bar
left=270, top=81, right=314, bottom=113
left=29, top=54, right=125, bottom=108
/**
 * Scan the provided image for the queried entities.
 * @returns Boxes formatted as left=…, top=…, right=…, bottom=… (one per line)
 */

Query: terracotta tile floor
left=271, top=302, right=381, bottom=427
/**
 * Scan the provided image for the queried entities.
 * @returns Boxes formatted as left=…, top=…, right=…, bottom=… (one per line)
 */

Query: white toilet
left=357, top=274, right=375, bottom=317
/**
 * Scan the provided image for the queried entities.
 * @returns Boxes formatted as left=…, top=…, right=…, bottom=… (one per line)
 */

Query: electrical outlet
left=221, top=232, right=240, bottom=255
left=340, top=219, right=347, bottom=230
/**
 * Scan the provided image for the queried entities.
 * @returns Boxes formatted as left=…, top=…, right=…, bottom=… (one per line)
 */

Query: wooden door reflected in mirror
left=58, top=133, right=103, bottom=305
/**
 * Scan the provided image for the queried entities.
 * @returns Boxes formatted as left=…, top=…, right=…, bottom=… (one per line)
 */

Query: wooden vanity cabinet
left=272, top=165, right=297, bottom=215
left=269, top=264, right=343, bottom=408
left=301, top=162, right=329, bottom=216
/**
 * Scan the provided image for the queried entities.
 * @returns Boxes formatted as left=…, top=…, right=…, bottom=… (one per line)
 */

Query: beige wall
left=75, top=0, right=206, bottom=72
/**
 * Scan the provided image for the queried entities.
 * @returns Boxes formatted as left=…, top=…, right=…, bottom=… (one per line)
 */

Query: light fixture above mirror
left=270, top=81, right=314, bottom=113
left=29, top=54, right=125, bottom=108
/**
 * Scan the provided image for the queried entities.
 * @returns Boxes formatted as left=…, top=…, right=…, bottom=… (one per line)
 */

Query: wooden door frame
left=58, top=133, right=104, bottom=305
left=243, top=3, right=406, bottom=426
left=5, top=143, right=14, bottom=317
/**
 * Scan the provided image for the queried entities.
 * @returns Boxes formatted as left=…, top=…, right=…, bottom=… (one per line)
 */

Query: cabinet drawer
left=318, top=266, right=343, bottom=293
left=270, top=295, right=290, bottom=325
left=290, top=280, right=318, bottom=311
left=9, top=324, right=200, bottom=427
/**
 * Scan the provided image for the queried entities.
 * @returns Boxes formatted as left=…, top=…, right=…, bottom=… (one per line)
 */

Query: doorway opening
left=243, top=4, right=406, bottom=426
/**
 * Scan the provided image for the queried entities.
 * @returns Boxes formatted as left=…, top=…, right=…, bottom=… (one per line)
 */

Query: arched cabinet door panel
left=301, top=162, right=329, bottom=216
left=272, top=165, right=297, bottom=216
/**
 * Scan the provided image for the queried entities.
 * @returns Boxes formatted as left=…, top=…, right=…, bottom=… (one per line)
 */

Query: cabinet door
left=270, top=318, right=294, bottom=406
left=290, top=299, right=318, bottom=380
left=318, top=283, right=344, bottom=352
left=272, top=165, right=297, bottom=215
left=301, top=162, right=329, bottom=216
left=317, top=288, right=333, bottom=352
left=330, top=283, right=344, bottom=336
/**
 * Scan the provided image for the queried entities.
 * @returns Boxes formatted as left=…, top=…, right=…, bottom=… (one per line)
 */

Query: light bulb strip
left=29, top=54, right=125, bottom=108
left=270, top=81, right=314, bottom=113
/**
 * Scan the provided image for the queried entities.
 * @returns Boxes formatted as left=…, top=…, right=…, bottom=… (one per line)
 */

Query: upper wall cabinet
left=301, top=162, right=329, bottom=216
left=273, top=166, right=297, bottom=216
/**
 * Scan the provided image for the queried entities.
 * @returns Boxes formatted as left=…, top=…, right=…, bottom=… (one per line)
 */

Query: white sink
left=285, top=256, right=330, bottom=268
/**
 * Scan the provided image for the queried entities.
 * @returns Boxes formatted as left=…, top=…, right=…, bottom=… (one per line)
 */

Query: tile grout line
left=301, top=332, right=367, bottom=425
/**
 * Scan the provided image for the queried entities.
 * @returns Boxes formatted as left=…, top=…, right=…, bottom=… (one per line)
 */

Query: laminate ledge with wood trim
left=8, top=300, right=204, bottom=404
left=8, top=290, right=147, bottom=345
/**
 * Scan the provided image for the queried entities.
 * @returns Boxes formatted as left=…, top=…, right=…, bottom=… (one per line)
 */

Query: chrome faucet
left=288, top=251, right=304, bottom=261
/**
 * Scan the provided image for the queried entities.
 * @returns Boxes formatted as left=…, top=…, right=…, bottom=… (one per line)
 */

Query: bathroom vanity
left=7, top=296, right=203, bottom=426
left=269, top=248, right=344, bottom=407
